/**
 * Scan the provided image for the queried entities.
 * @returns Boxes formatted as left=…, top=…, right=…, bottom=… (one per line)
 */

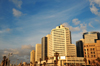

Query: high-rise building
left=35, top=44, right=41, bottom=62
left=41, top=37, right=47, bottom=61
left=76, top=40, right=84, bottom=57
left=46, top=34, right=52, bottom=59
left=83, top=32, right=100, bottom=43
left=51, top=24, right=76, bottom=57
left=30, top=50, right=35, bottom=66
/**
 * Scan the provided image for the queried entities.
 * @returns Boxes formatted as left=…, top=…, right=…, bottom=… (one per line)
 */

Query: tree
left=43, top=62, right=46, bottom=66
left=83, top=58, right=87, bottom=66
left=96, top=57, right=100, bottom=65
left=2, top=56, right=7, bottom=66
left=45, top=56, right=48, bottom=66
left=34, top=61, right=38, bottom=66
left=92, top=60, right=95, bottom=66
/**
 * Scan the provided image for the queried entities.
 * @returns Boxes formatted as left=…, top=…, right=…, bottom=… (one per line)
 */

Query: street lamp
left=53, top=50, right=59, bottom=66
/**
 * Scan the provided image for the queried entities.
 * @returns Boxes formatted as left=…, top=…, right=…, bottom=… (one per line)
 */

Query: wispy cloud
left=89, top=0, right=100, bottom=16
left=62, top=23, right=80, bottom=32
left=9, top=0, right=22, bottom=8
left=0, top=28, right=11, bottom=33
left=72, top=18, right=80, bottom=25
left=12, top=8, right=22, bottom=17
left=0, top=45, right=35, bottom=63
left=89, top=22, right=94, bottom=28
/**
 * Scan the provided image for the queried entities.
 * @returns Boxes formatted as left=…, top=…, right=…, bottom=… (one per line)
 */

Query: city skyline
left=0, top=0, right=100, bottom=64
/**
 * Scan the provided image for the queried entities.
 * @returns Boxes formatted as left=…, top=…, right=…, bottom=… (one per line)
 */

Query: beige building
left=38, top=56, right=85, bottom=66
left=84, top=40, right=100, bottom=65
left=83, top=32, right=100, bottom=43
left=30, top=50, right=35, bottom=66
left=50, top=25, right=76, bottom=57
left=46, top=34, right=52, bottom=59
left=35, top=44, right=41, bottom=62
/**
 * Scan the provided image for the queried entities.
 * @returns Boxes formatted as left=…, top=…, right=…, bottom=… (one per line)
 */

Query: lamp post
left=53, top=50, right=59, bottom=66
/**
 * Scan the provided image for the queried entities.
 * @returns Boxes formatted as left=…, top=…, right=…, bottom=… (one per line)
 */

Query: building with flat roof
left=41, top=37, right=48, bottom=61
left=83, top=40, right=100, bottom=65
left=35, top=44, right=41, bottom=62
left=50, top=25, right=76, bottom=57
left=83, top=32, right=100, bottom=43
left=76, top=40, right=84, bottom=57
left=46, top=34, right=52, bottom=59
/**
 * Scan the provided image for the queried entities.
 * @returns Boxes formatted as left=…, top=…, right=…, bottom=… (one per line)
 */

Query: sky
left=0, top=0, right=100, bottom=64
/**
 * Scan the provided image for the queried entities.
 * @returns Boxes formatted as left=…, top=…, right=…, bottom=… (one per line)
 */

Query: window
left=91, top=52, right=92, bottom=54
left=94, top=55, right=95, bottom=57
left=90, top=48, right=92, bottom=51
left=93, top=48, right=95, bottom=50
left=87, top=49, right=88, bottom=51
left=91, top=55, right=93, bottom=57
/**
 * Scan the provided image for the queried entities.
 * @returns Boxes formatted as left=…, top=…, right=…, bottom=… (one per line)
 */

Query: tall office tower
left=46, top=34, right=52, bottom=59
left=35, top=44, right=41, bottom=62
left=41, top=37, right=47, bottom=61
left=30, top=50, right=35, bottom=66
left=51, top=24, right=76, bottom=57
left=83, top=32, right=100, bottom=43
left=76, top=40, right=84, bottom=57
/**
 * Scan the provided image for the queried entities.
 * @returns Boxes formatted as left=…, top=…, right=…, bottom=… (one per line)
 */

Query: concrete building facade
left=83, top=40, right=100, bottom=65
left=51, top=25, right=76, bottom=57
left=46, top=34, right=52, bottom=59
left=83, top=32, right=100, bottom=43
left=35, top=44, right=41, bottom=62
left=30, top=50, right=35, bottom=66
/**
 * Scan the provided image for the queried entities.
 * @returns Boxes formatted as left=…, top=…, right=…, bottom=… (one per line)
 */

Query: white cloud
left=90, top=4, right=100, bottom=16
left=95, top=19, right=100, bottom=23
left=13, top=8, right=22, bottom=17
left=89, top=22, right=94, bottom=28
left=80, top=24, right=87, bottom=34
left=89, top=0, right=100, bottom=6
left=62, top=23, right=80, bottom=31
left=0, top=45, right=35, bottom=64
left=72, top=18, right=80, bottom=25
left=9, top=0, right=22, bottom=8
left=21, top=45, right=35, bottom=50
left=89, top=0, right=100, bottom=16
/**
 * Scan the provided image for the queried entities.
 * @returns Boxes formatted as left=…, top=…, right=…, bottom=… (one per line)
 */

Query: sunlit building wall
left=83, top=32, right=100, bottom=43
left=35, top=44, right=41, bottom=62
left=46, top=34, right=52, bottom=59
left=51, top=24, right=76, bottom=57
left=84, top=40, right=100, bottom=65
left=30, top=50, right=35, bottom=66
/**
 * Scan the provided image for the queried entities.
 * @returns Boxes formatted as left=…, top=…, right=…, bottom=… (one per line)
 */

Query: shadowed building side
left=41, top=37, right=47, bottom=61
left=76, top=40, right=84, bottom=57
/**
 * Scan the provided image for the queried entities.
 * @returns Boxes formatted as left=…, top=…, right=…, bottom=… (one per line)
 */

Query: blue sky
left=0, top=0, right=100, bottom=63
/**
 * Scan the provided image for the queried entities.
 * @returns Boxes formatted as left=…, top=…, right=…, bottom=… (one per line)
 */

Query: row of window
left=84, top=45, right=95, bottom=47
left=84, top=48, right=95, bottom=51
left=85, top=55, right=95, bottom=58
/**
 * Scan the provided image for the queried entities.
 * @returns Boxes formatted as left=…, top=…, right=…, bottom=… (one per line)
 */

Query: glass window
left=91, top=52, right=92, bottom=54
